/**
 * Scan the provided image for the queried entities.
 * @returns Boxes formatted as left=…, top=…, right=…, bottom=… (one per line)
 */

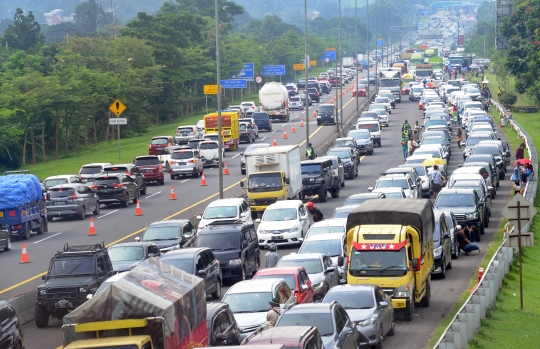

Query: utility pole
left=215, top=0, right=223, bottom=199
left=366, top=0, right=369, bottom=97
left=355, top=0, right=359, bottom=113
left=338, top=0, right=343, bottom=136
left=304, top=0, right=310, bottom=146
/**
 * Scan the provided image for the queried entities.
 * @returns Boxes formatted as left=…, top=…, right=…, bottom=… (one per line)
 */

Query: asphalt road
left=15, top=83, right=513, bottom=349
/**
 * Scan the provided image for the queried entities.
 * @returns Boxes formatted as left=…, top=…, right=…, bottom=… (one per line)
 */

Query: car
left=432, top=210, right=453, bottom=278
left=239, top=122, right=257, bottom=143
left=372, top=109, right=389, bottom=126
left=168, top=148, right=204, bottom=179
left=239, top=117, right=259, bottom=139
left=229, top=105, right=247, bottom=118
left=442, top=211, right=461, bottom=259
left=356, top=120, right=381, bottom=147
left=275, top=302, right=359, bottom=349
left=458, top=162, right=498, bottom=195
left=43, top=175, right=84, bottom=190
left=136, top=219, right=196, bottom=252
left=78, top=163, right=112, bottom=183
left=326, top=148, right=358, bottom=179
left=300, top=159, right=341, bottom=202
left=382, top=167, right=423, bottom=198
left=298, top=234, right=347, bottom=284
left=369, top=174, right=418, bottom=198
left=332, top=205, right=358, bottom=219
left=286, top=83, right=298, bottom=96
left=370, top=102, right=390, bottom=114
left=103, top=164, right=147, bottom=195
left=157, top=145, right=188, bottom=171
left=240, top=143, right=270, bottom=175
left=107, top=242, right=161, bottom=273
left=252, top=112, right=272, bottom=132
left=46, top=183, right=100, bottom=221
left=316, top=104, right=337, bottom=125
left=149, top=136, right=175, bottom=155
left=344, top=192, right=386, bottom=206
left=242, top=326, right=324, bottom=349
left=91, top=173, right=139, bottom=207
left=299, top=93, right=313, bottom=106
left=289, top=96, right=305, bottom=110
left=462, top=133, right=497, bottom=159
left=187, top=138, right=209, bottom=150
left=449, top=178, right=492, bottom=226
left=322, top=285, right=395, bottom=348
left=307, top=88, right=321, bottom=103
left=196, top=119, right=205, bottom=132
left=198, top=140, right=223, bottom=168
left=197, top=221, right=260, bottom=280
left=470, top=145, right=506, bottom=178
left=221, top=278, right=292, bottom=339
left=253, top=266, right=315, bottom=304
left=277, top=253, right=341, bottom=301
left=175, top=125, right=200, bottom=144
left=353, top=84, right=367, bottom=97
left=0, top=301, right=24, bottom=349
left=304, top=218, right=347, bottom=239
left=371, top=187, right=406, bottom=198
left=207, top=302, right=241, bottom=346
left=240, top=101, right=259, bottom=116
left=333, top=137, right=360, bottom=160
left=319, top=81, right=331, bottom=94
left=347, top=129, right=374, bottom=155
left=256, top=200, right=310, bottom=247
left=133, top=155, right=165, bottom=185
left=378, top=91, right=396, bottom=108
left=197, top=198, right=253, bottom=232
left=160, top=247, right=223, bottom=299
left=317, top=156, right=345, bottom=188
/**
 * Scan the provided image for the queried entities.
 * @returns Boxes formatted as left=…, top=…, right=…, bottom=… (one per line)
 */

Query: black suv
left=307, top=88, right=320, bottom=103
left=300, top=159, right=340, bottom=202
left=91, top=173, right=139, bottom=207
left=434, top=188, right=485, bottom=241
left=136, top=219, right=197, bottom=253
left=0, top=301, right=24, bottom=348
left=35, top=242, right=114, bottom=327
left=102, top=164, right=147, bottom=195
left=196, top=221, right=260, bottom=281
left=432, top=210, right=453, bottom=278
left=316, top=104, right=337, bottom=125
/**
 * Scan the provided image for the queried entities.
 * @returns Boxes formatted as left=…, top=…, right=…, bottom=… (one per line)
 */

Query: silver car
left=169, top=148, right=203, bottom=179
left=289, top=96, right=304, bottom=110
left=46, top=183, right=100, bottom=221
left=175, top=125, right=201, bottom=144
left=298, top=234, right=347, bottom=284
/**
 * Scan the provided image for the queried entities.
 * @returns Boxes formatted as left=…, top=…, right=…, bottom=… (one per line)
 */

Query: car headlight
left=433, top=246, right=443, bottom=258
left=248, top=199, right=256, bottom=205
left=288, top=225, right=300, bottom=233
left=229, top=258, right=242, bottom=266
left=258, top=229, right=269, bottom=234
left=162, top=244, right=180, bottom=252
left=466, top=212, right=478, bottom=220
left=129, top=261, right=141, bottom=269
left=312, top=281, right=323, bottom=290
left=39, top=289, right=47, bottom=295
left=79, top=288, right=87, bottom=293
left=358, top=314, right=378, bottom=327
left=395, top=283, right=411, bottom=298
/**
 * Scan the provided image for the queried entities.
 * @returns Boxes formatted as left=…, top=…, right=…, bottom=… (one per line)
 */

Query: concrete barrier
left=8, top=289, right=37, bottom=326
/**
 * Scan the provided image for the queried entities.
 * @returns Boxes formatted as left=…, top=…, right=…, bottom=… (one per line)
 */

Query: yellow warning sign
left=293, top=64, right=305, bottom=71
left=204, top=85, right=222, bottom=95
left=109, top=99, right=127, bottom=117
left=310, top=60, right=317, bottom=67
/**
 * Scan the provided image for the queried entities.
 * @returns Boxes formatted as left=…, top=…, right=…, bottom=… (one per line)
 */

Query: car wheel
left=133, top=193, right=138, bottom=204
left=93, top=203, right=100, bottom=215
left=241, top=169, right=246, bottom=175
left=387, top=316, right=395, bottom=336
left=35, top=217, right=45, bottom=235
left=122, top=197, right=129, bottom=208
left=452, top=241, right=459, bottom=259
left=447, top=256, right=452, bottom=270
left=252, top=258, right=260, bottom=276
left=354, top=165, right=359, bottom=177
left=159, top=179, right=165, bottom=185
left=211, top=280, right=222, bottom=300
left=3, top=235, right=11, bottom=251
left=484, top=215, right=489, bottom=227
left=331, top=184, right=340, bottom=198
left=78, top=207, right=86, bottom=220
left=34, top=304, right=50, bottom=328
left=420, top=281, right=430, bottom=307
left=140, top=184, right=147, bottom=195
left=47, top=216, right=53, bottom=222
left=440, top=262, right=446, bottom=279
left=23, top=222, right=31, bottom=240
left=318, top=186, right=328, bottom=203
left=170, top=174, right=176, bottom=180
left=369, top=150, right=374, bottom=155
left=377, top=326, right=384, bottom=349
left=246, top=136, right=251, bottom=144
left=192, top=170, right=200, bottom=179
left=403, top=297, right=414, bottom=321
left=341, top=179, right=345, bottom=188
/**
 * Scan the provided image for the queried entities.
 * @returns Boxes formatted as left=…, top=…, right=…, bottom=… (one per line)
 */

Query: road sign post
left=109, top=99, right=127, bottom=159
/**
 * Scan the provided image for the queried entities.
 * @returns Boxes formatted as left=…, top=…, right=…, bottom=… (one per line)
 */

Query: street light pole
left=338, top=0, right=343, bottom=135
left=366, top=0, right=369, bottom=97
left=355, top=0, right=359, bottom=113
left=215, top=0, right=223, bottom=199
left=304, top=0, right=310, bottom=146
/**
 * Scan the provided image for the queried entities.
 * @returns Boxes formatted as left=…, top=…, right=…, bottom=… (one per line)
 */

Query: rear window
left=357, top=123, right=379, bottom=132
left=187, top=140, right=204, bottom=148
left=151, top=138, right=169, bottom=145
left=44, top=178, right=69, bottom=187
left=199, top=142, right=218, bottom=150
left=80, top=166, right=103, bottom=175
left=176, top=127, right=194, bottom=133
left=286, top=86, right=294, bottom=90
left=290, top=97, right=300, bottom=102
left=103, top=167, right=128, bottom=173
left=172, top=151, right=195, bottom=160
left=94, top=178, right=120, bottom=185
left=49, top=188, right=75, bottom=198
left=134, top=157, right=160, bottom=166
left=361, top=112, right=378, bottom=118
left=252, top=113, right=269, bottom=120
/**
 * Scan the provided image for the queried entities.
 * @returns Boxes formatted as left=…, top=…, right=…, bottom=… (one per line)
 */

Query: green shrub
left=499, top=91, right=518, bottom=106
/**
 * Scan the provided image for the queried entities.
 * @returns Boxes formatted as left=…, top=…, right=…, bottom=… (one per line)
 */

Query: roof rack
left=207, top=219, right=245, bottom=226
left=56, top=242, right=106, bottom=256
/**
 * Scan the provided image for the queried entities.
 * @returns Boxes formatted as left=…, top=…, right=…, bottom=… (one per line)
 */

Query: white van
left=356, top=120, right=381, bottom=147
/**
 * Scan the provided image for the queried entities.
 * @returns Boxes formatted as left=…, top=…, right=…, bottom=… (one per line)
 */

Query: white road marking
left=272, top=130, right=277, bottom=133
left=262, top=137, right=267, bottom=140
left=34, top=232, right=62, bottom=244
left=145, top=191, right=161, bottom=199
left=281, top=124, right=286, bottom=127
left=181, top=179, right=190, bottom=183
left=97, top=209, right=119, bottom=219
left=232, top=153, right=241, bottom=158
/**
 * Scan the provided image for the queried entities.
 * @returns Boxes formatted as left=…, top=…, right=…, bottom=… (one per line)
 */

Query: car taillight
left=69, top=195, right=77, bottom=199
left=189, top=159, right=197, bottom=163
left=112, top=184, right=122, bottom=188
left=159, top=165, right=163, bottom=171
left=170, top=161, right=176, bottom=165
left=91, top=185, right=98, bottom=189
left=149, top=145, right=151, bottom=149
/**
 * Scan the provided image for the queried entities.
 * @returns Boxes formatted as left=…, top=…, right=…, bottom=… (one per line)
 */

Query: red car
left=133, top=155, right=164, bottom=185
left=149, top=136, right=175, bottom=155
left=253, top=267, right=314, bottom=304
left=352, top=84, right=367, bottom=97
left=402, top=85, right=411, bottom=95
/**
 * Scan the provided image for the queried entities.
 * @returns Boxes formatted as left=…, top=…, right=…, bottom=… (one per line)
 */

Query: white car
left=371, top=187, right=406, bottom=198
left=368, top=174, right=418, bottom=199
left=298, top=233, right=347, bottom=283
left=304, top=218, right=347, bottom=239
left=197, top=198, right=253, bottom=232
left=256, top=200, right=310, bottom=247
left=240, top=101, right=259, bottom=116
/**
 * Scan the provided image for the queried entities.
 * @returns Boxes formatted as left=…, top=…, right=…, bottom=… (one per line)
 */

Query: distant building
left=44, top=9, right=74, bottom=25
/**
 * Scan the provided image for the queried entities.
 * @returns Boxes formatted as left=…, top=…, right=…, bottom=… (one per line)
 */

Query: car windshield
left=357, top=123, right=379, bottom=132
left=299, top=240, right=342, bottom=257
left=188, top=140, right=204, bottom=148
left=348, top=131, right=370, bottom=140
left=50, top=258, right=94, bottom=275
left=376, top=179, right=408, bottom=189
left=222, top=292, right=272, bottom=313
left=318, top=106, right=334, bottom=113
left=108, top=246, right=144, bottom=262
left=80, top=166, right=103, bottom=174
left=45, top=178, right=69, bottom=187
left=334, top=140, right=355, bottom=148
left=252, top=113, right=269, bottom=120
left=426, top=120, right=446, bottom=128
left=327, top=150, right=351, bottom=159
left=422, top=138, right=444, bottom=145
left=134, top=158, right=160, bottom=166
left=472, top=147, right=498, bottom=156
left=370, top=104, right=385, bottom=110
left=467, top=88, right=480, bottom=93
left=255, top=274, right=296, bottom=290
left=240, top=124, right=248, bottom=130
left=435, top=194, right=475, bottom=207
left=414, top=149, right=439, bottom=157
left=161, top=259, right=193, bottom=273
left=345, top=197, right=372, bottom=205
left=349, top=250, right=408, bottom=271
left=375, top=98, right=389, bottom=103
left=307, top=226, right=344, bottom=236
left=199, top=143, right=218, bottom=150
left=277, top=313, right=334, bottom=336
left=277, top=258, right=323, bottom=274
left=263, top=208, right=298, bottom=222
left=171, top=151, right=195, bottom=160
left=248, top=173, right=283, bottom=191
left=467, top=137, right=490, bottom=147
left=333, top=209, right=353, bottom=219
left=382, top=191, right=404, bottom=198
left=151, top=138, right=169, bottom=145
left=94, top=178, right=120, bottom=186
left=451, top=183, right=483, bottom=195
left=324, top=290, right=375, bottom=309
left=203, top=206, right=238, bottom=219
left=290, top=97, right=300, bottom=102
left=143, top=226, right=181, bottom=241
left=412, top=86, right=424, bottom=92
left=49, top=188, right=76, bottom=198
left=301, top=164, right=322, bottom=174
left=197, top=232, right=239, bottom=251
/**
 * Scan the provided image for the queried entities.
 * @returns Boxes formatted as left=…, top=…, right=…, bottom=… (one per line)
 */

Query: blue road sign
left=231, top=62, right=254, bottom=80
left=322, top=50, right=336, bottom=61
left=220, top=79, right=247, bottom=88
left=376, top=39, right=384, bottom=47
left=262, top=65, right=286, bottom=76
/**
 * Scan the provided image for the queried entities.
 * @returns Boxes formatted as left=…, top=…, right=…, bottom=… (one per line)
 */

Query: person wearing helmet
left=305, top=202, right=324, bottom=222
left=306, top=143, right=315, bottom=160
left=265, top=243, right=280, bottom=268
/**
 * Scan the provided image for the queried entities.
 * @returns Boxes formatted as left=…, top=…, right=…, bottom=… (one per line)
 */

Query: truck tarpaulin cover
left=0, top=174, right=42, bottom=210
left=63, top=258, right=207, bottom=349
left=346, top=198, right=434, bottom=249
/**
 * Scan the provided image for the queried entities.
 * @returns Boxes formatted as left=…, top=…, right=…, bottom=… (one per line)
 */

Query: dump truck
left=204, top=111, right=240, bottom=151
left=378, top=68, right=402, bottom=102
left=241, top=145, right=302, bottom=217
left=392, top=63, right=407, bottom=75
left=428, top=57, right=444, bottom=70
left=402, top=52, right=412, bottom=60
left=62, top=258, right=208, bottom=349
left=259, top=82, right=290, bottom=122
left=345, top=199, right=434, bottom=321
left=415, top=63, right=433, bottom=80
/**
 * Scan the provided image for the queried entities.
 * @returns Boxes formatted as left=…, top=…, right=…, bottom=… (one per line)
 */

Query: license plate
left=55, top=202, right=66, bottom=205
left=99, top=189, right=111, bottom=192
left=178, top=162, right=186, bottom=165
left=144, top=169, right=153, bottom=172
left=272, top=235, right=283, bottom=240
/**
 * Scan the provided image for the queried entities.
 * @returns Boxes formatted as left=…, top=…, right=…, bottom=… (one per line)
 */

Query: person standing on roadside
left=408, top=137, right=417, bottom=156
left=401, top=133, right=409, bottom=160
left=456, top=225, right=481, bottom=255
left=306, top=143, right=315, bottom=160
left=456, top=128, right=463, bottom=148
left=266, top=297, right=282, bottom=327
left=431, top=165, right=445, bottom=199
left=515, top=143, right=525, bottom=161
left=265, top=243, right=280, bottom=268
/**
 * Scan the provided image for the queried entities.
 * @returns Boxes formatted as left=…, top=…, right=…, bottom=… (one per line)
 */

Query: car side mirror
left=135, top=237, right=141, bottom=242
left=367, top=187, right=374, bottom=192
left=443, top=233, right=450, bottom=239
left=148, top=253, right=156, bottom=258
left=255, top=218, right=261, bottom=223
left=196, top=215, right=202, bottom=220
left=82, top=180, right=87, bottom=184
left=325, top=266, right=336, bottom=273
left=337, top=256, right=344, bottom=266
left=240, top=181, right=245, bottom=188
left=197, top=270, right=207, bottom=277
left=497, top=137, right=501, bottom=140
left=378, top=301, right=389, bottom=308
left=42, top=275, right=46, bottom=280
left=412, top=258, right=420, bottom=271
left=301, top=284, right=309, bottom=292
left=215, top=333, right=227, bottom=341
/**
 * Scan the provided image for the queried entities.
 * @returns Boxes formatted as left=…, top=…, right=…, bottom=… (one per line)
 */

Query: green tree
left=172, top=0, right=244, bottom=23
left=4, top=8, right=45, bottom=52
left=74, top=0, right=99, bottom=34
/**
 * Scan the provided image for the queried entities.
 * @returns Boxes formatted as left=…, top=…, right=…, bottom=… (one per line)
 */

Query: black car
left=107, top=242, right=161, bottom=273
left=0, top=229, right=11, bottom=252
left=102, top=164, right=147, bottom=195
left=252, top=112, right=272, bottom=132
left=196, top=221, right=260, bottom=281
left=136, top=219, right=197, bottom=253
left=434, top=188, right=485, bottom=241
left=0, top=301, right=24, bottom=349
left=326, top=148, right=358, bottom=179
left=307, top=88, right=320, bottom=103
left=300, top=159, right=341, bottom=202
left=443, top=211, right=461, bottom=260
left=334, top=137, right=360, bottom=159
left=239, top=122, right=256, bottom=143
left=35, top=242, right=114, bottom=327
left=347, top=129, right=374, bottom=155
left=91, top=173, right=139, bottom=207
left=207, top=303, right=241, bottom=346
left=316, top=104, right=337, bottom=125
left=161, top=247, right=223, bottom=299
left=465, top=154, right=501, bottom=185
left=432, top=210, right=453, bottom=278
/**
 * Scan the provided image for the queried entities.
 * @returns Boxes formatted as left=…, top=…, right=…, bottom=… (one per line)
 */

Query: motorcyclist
left=305, top=202, right=324, bottom=222
left=306, top=143, right=315, bottom=160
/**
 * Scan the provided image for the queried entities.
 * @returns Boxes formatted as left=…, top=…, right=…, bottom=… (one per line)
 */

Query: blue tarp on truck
left=0, top=174, right=43, bottom=209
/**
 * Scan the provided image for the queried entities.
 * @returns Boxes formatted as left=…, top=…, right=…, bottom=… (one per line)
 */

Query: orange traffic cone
left=273, top=136, right=278, bottom=146
left=342, top=91, right=345, bottom=96
left=88, top=217, right=97, bottom=236
left=170, top=185, right=177, bottom=200
left=291, top=123, right=296, bottom=133
left=330, top=99, right=334, bottom=104
left=223, top=162, right=230, bottom=175
left=19, top=243, right=30, bottom=264
left=313, top=111, right=317, bottom=117
left=300, top=119, right=305, bottom=127
left=135, top=199, right=143, bottom=216
left=283, top=129, right=288, bottom=139
left=201, top=172, right=207, bottom=186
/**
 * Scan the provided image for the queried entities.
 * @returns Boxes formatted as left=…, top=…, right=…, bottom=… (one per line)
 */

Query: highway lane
left=0, top=78, right=368, bottom=300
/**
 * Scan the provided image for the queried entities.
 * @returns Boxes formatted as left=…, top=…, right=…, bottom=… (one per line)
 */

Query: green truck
left=424, top=48, right=439, bottom=58
left=428, top=57, right=443, bottom=70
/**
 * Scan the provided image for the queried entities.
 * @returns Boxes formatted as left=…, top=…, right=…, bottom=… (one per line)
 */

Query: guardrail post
left=457, top=316, right=469, bottom=348
left=444, top=331, right=456, bottom=348
left=460, top=311, right=474, bottom=342
left=482, top=280, right=496, bottom=306
left=451, top=321, right=463, bottom=349
left=466, top=303, right=481, bottom=334
left=486, top=269, right=500, bottom=294
left=472, top=294, right=486, bottom=320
